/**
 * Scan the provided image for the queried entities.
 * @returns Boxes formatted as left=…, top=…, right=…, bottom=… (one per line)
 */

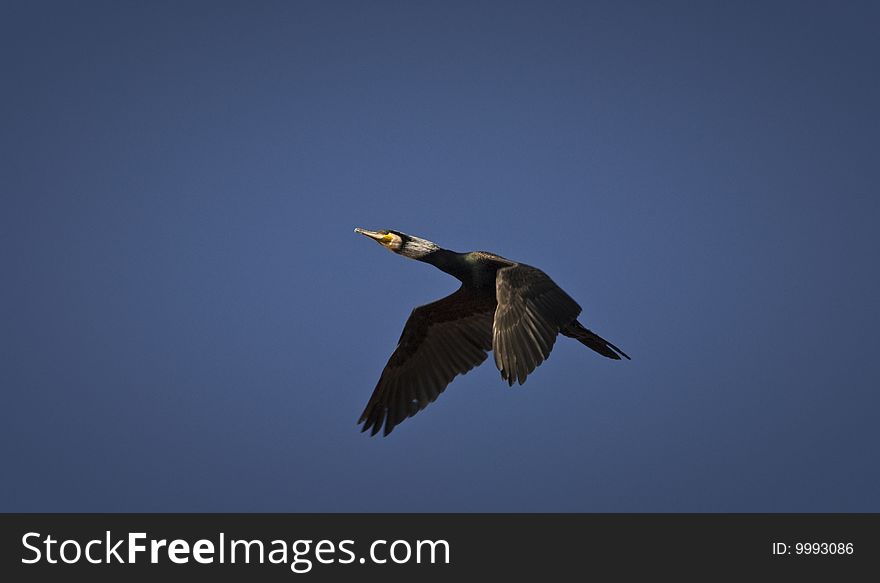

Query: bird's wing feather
left=358, top=286, right=496, bottom=436
left=493, top=263, right=582, bottom=385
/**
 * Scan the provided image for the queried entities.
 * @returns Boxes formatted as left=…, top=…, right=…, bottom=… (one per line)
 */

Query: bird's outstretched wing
left=358, top=286, right=496, bottom=436
left=493, top=264, right=582, bottom=385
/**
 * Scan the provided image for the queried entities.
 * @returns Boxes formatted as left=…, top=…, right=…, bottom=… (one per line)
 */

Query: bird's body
left=354, top=228, right=629, bottom=436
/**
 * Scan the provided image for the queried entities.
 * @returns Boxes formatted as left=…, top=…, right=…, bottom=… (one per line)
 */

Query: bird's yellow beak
left=354, top=228, right=393, bottom=244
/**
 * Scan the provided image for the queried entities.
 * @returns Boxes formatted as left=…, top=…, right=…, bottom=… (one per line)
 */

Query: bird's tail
left=561, top=320, right=631, bottom=360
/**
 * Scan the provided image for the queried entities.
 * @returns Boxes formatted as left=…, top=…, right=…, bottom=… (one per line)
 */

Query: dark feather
left=492, top=264, right=582, bottom=385
left=358, top=286, right=495, bottom=436
left=561, top=320, right=631, bottom=360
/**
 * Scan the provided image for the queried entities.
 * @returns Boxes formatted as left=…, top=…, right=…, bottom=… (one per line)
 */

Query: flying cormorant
left=354, top=228, right=630, bottom=436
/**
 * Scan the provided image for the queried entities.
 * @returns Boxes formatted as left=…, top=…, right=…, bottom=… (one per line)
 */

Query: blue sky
left=2, top=1, right=878, bottom=511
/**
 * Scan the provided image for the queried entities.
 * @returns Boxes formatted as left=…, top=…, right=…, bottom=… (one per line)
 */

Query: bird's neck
left=419, top=249, right=472, bottom=283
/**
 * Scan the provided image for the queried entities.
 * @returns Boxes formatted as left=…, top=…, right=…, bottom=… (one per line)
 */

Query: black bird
left=354, top=228, right=630, bottom=436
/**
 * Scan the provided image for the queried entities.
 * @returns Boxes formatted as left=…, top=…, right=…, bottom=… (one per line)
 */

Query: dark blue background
left=3, top=1, right=878, bottom=511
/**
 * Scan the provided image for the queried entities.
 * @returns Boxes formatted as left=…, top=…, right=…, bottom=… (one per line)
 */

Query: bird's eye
left=381, top=233, right=395, bottom=244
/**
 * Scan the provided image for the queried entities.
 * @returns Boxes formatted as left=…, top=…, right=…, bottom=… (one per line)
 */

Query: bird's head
left=354, top=228, right=440, bottom=260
